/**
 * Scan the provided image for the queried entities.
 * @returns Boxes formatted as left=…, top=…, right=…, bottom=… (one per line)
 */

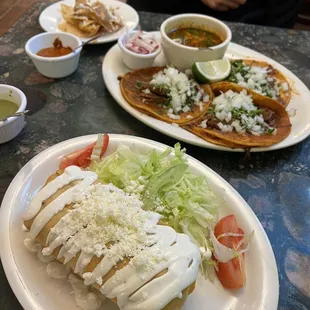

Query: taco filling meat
left=226, top=60, right=291, bottom=107
left=203, top=89, right=276, bottom=136
left=184, top=82, right=291, bottom=148
left=120, top=67, right=213, bottom=125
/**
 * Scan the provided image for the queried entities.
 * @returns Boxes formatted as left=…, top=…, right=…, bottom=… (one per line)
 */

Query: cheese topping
left=24, top=166, right=201, bottom=310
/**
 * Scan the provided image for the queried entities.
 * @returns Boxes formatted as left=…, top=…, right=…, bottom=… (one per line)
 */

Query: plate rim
left=0, top=134, right=279, bottom=310
left=39, top=0, right=139, bottom=44
left=102, top=31, right=310, bottom=152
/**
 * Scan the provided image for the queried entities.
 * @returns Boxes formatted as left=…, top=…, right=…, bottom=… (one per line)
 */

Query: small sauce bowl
left=0, top=85, right=27, bottom=144
left=160, top=14, right=232, bottom=69
left=118, top=30, right=161, bottom=70
left=25, top=32, right=83, bottom=78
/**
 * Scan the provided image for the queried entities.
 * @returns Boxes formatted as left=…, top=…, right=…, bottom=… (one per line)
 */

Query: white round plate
left=102, top=31, right=310, bottom=152
left=0, top=134, right=278, bottom=310
left=39, top=0, right=139, bottom=44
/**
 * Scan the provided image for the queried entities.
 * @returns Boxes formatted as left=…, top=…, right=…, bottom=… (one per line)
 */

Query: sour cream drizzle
left=23, top=166, right=201, bottom=310
left=23, top=166, right=93, bottom=221
left=29, top=168, right=97, bottom=239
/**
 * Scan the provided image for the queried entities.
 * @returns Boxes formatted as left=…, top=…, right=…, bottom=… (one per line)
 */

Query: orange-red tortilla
left=223, top=59, right=291, bottom=107
left=120, top=67, right=213, bottom=125
left=183, top=82, right=291, bottom=148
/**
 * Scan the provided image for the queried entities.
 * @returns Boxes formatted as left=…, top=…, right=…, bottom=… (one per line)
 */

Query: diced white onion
left=203, top=94, right=210, bottom=103
left=281, top=82, right=289, bottom=91
left=200, top=120, right=208, bottom=129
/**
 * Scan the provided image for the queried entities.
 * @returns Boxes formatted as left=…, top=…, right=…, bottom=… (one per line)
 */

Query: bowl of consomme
left=160, top=14, right=232, bottom=69
left=0, top=85, right=27, bottom=143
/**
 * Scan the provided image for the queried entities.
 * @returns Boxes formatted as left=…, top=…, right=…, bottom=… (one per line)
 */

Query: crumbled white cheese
left=42, top=184, right=167, bottom=283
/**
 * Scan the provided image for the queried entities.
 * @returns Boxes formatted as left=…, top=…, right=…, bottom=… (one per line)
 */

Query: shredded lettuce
left=90, top=143, right=221, bottom=278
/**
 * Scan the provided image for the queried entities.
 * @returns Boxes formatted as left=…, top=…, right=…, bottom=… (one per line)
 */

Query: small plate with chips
left=39, top=0, right=139, bottom=44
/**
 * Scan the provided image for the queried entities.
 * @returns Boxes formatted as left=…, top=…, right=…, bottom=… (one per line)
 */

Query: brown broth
left=167, top=27, right=222, bottom=48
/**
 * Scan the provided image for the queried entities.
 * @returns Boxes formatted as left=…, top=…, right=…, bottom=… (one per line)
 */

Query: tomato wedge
left=214, top=214, right=246, bottom=289
left=59, top=134, right=109, bottom=170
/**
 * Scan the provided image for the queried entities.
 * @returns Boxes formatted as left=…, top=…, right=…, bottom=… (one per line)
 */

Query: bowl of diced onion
left=118, top=30, right=161, bottom=70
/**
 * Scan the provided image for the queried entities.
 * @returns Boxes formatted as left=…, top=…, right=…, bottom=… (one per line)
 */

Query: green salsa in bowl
left=0, top=99, right=19, bottom=120
left=0, top=84, right=27, bottom=143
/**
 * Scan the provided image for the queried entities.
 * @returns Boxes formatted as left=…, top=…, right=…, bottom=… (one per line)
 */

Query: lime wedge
left=192, top=59, right=231, bottom=83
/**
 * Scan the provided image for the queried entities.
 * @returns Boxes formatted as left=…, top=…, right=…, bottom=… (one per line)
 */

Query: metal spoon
left=0, top=110, right=29, bottom=122
left=72, top=33, right=105, bottom=51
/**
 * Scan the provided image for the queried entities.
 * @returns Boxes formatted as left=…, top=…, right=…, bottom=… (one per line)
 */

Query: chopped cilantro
left=136, top=80, right=143, bottom=89
left=207, top=107, right=216, bottom=115
left=227, top=60, right=249, bottom=83
left=231, top=108, right=263, bottom=119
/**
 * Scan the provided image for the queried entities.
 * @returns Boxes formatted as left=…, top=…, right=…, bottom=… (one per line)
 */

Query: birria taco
left=184, top=82, right=291, bottom=148
left=224, top=59, right=291, bottom=107
left=120, top=67, right=213, bottom=125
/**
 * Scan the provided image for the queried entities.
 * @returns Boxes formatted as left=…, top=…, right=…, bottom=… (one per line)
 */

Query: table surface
left=0, top=2, right=310, bottom=310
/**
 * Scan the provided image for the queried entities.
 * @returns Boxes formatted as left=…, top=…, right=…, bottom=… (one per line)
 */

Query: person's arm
left=201, top=0, right=247, bottom=11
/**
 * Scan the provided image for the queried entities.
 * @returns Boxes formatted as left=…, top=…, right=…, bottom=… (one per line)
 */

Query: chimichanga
left=23, top=166, right=201, bottom=310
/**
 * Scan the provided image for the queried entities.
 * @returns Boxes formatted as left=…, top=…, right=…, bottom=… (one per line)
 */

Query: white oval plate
left=102, top=32, right=310, bottom=152
left=0, top=134, right=278, bottom=310
left=39, top=0, right=139, bottom=44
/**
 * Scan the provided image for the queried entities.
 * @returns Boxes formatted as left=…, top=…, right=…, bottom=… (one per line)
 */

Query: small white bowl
left=25, top=32, right=83, bottom=78
left=118, top=31, right=161, bottom=70
left=0, top=85, right=27, bottom=144
left=160, top=14, right=232, bottom=69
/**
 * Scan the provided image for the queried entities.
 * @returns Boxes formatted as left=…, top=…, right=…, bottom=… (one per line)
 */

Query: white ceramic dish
left=118, top=31, right=161, bottom=70
left=25, top=32, right=83, bottom=78
left=39, top=0, right=139, bottom=44
left=0, top=84, right=27, bottom=144
left=160, top=14, right=231, bottom=69
left=102, top=32, right=310, bottom=152
left=0, top=134, right=278, bottom=310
